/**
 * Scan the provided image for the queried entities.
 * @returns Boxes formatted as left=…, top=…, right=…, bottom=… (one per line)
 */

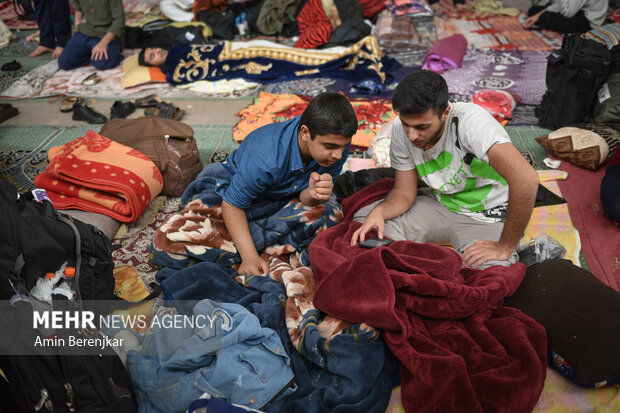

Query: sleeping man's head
left=138, top=47, right=169, bottom=67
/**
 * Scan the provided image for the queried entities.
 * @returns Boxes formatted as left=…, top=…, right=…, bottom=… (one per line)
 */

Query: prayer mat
left=509, top=104, right=540, bottom=126
left=451, top=16, right=562, bottom=51
left=0, top=68, right=27, bottom=93
left=233, top=91, right=396, bottom=149
left=0, top=39, right=37, bottom=57
left=442, top=47, right=549, bottom=105
left=112, top=196, right=180, bottom=288
left=0, top=0, right=37, bottom=29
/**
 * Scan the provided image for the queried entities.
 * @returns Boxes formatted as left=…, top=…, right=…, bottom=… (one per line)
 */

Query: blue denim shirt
left=219, top=117, right=350, bottom=209
left=126, top=300, right=295, bottom=412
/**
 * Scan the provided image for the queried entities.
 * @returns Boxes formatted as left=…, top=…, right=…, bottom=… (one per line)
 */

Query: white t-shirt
left=390, top=102, right=511, bottom=222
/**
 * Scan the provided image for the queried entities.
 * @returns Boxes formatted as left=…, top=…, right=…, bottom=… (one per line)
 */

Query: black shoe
left=72, top=103, right=107, bottom=124
left=2, top=60, right=21, bottom=71
left=110, top=100, right=136, bottom=119
left=0, top=103, right=18, bottom=123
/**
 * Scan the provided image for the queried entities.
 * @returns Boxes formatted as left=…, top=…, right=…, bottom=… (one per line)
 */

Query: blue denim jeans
left=156, top=262, right=396, bottom=413
left=126, top=300, right=295, bottom=413
left=58, top=32, right=123, bottom=70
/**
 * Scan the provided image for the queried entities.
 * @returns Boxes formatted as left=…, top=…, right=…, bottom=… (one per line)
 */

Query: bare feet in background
left=52, top=46, right=63, bottom=59
left=29, top=45, right=53, bottom=57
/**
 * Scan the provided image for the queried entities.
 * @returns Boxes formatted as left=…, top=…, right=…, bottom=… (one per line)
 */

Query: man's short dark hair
left=299, top=92, right=358, bottom=139
left=138, top=48, right=150, bottom=67
left=392, top=70, right=449, bottom=117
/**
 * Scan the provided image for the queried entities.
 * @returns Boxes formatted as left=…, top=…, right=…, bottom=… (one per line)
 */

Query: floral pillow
left=535, top=123, right=620, bottom=170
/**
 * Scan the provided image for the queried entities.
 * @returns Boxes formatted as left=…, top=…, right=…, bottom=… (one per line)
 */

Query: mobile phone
left=359, top=237, right=393, bottom=248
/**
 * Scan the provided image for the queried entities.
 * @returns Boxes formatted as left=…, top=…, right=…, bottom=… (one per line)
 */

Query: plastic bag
left=517, top=234, right=566, bottom=267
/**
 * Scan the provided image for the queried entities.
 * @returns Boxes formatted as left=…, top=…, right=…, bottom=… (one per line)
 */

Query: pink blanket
left=422, top=34, right=467, bottom=73
left=310, top=179, right=547, bottom=413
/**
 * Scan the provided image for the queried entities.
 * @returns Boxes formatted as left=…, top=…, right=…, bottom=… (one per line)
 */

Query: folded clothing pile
left=34, top=130, right=163, bottom=222
left=372, top=13, right=437, bottom=66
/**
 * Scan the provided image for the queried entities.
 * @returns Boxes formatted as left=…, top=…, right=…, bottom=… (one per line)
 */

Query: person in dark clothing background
left=58, top=0, right=125, bottom=70
left=524, top=0, right=607, bottom=33
left=29, top=0, right=72, bottom=58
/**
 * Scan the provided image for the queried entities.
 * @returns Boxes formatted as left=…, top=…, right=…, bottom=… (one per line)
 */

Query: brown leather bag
left=100, top=117, right=203, bottom=196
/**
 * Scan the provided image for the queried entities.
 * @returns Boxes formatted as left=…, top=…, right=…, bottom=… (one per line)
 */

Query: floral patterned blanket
left=233, top=91, right=395, bottom=149
left=150, top=188, right=343, bottom=270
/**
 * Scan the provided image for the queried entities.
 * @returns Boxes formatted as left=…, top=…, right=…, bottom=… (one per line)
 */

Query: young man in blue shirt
left=182, top=92, right=358, bottom=275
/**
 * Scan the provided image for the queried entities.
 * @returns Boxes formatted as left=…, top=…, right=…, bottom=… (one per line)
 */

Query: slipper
left=2, top=60, right=21, bottom=71
left=60, top=96, right=80, bottom=113
left=0, top=103, right=18, bottom=123
left=144, top=102, right=185, bottom=121
left=82, top=73, right=100, bottom=86
left=134, top=94, right=161, bottom=108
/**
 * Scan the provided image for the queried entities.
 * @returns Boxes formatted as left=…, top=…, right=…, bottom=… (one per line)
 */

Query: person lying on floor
left=58, top=0, right=124, bottom=70
left=181, top=92, right=357, bottom=275
left=524, top=0, right=607, bottom=33
left=137, top=36, right=392, bottom=93
left=351, top=70, right=540, bottom=269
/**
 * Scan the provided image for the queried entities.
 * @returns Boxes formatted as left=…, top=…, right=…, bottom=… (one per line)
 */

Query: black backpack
left=0, top=179, right=139, bottom=412
left=537, top=34, right=612, bottom=130
left=0, top=351, right=137, bottom=413
left=0, top=179, right=116, bottom=302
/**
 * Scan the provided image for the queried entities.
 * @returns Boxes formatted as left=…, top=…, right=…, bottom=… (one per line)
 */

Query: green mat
left=505, top=125, right=551, bottom=168
left=0, top=124, right=239, bottom=191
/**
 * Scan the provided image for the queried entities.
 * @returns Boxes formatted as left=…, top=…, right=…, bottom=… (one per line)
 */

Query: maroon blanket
left=310, top=179, right=547, bottom=413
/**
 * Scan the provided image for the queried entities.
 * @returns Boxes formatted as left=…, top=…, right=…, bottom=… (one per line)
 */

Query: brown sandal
left=59, top=96, right=81, bottom=113
left=134, top=94, right=161, bottom=108
left=144, top=102, right=185, bottom=121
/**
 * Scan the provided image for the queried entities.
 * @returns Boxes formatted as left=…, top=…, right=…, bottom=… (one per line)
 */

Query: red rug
left=0, top=0, right=38, bottom=29
left=557, top=159, right=620, bottom=291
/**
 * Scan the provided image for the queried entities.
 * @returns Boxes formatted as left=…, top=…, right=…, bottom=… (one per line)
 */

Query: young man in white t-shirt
left=351, top=70, right=539, bottom=268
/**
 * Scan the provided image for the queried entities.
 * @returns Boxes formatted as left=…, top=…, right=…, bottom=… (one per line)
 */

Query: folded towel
left=422, top=34, right=467, bottom=74
left=34, top=130, right=163, bottom=223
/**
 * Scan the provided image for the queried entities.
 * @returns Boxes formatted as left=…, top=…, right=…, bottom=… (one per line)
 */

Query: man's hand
left=524, top=11, right=543, bottom=28
left=461, top=240, right=512, bottom=268
left=74, top=11, right=83, bottom=30
left=237, top=254, right=269, bottom=276
left=306, top=172, right=333, bottom=204
left=91, top=41, right=109, bottom=61
left=351, top=207, right=385, bottom=245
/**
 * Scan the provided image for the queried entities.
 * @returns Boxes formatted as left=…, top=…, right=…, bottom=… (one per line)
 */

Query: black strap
left=10, top=253, right=27, bottom=295
left=452, top=115, right=475, bottom=166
